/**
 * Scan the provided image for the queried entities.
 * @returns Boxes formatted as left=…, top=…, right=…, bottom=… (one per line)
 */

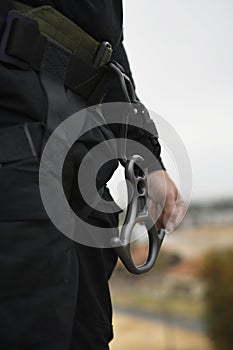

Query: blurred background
left=108, top=1, right=233, bottom=349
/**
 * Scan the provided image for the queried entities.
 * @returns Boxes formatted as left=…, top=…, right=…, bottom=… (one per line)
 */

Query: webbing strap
left=0, top=10, right=114, bottom=102
left=13, top=2, right=112, bottom=67
left=0, top=3, right=114, bottom=101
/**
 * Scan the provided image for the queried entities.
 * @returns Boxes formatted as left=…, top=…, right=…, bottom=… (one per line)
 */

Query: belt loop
left=0, top=10, right=45, bottom=70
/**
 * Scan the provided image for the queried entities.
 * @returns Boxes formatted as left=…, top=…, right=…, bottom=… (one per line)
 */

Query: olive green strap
left=13, top=1, right=112, bottom=66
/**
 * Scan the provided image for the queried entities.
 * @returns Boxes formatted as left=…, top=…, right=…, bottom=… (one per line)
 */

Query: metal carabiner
left=106, top=62, right=166, bottom=274
left=112, top=155, right=166, bottom=274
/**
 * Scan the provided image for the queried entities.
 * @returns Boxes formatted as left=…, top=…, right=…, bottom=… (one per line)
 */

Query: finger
left=148, top=198, right=163, bottom=224
left=162, top=195, right=177, bottom=229
left=171, top=197, right=187, bottom=230
left=166, top=196, right=186, bottom=232
left=154, top=210, right=164, bottom=229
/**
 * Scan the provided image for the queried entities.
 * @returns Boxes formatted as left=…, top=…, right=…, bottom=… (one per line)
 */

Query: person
left=0, top=0, right=185, bottom=349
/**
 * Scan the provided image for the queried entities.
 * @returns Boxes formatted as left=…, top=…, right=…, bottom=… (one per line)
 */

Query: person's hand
left=147, top=170, right=186, bottom=232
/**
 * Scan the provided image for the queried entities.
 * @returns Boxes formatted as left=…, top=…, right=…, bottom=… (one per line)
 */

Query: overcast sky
left=121, top=0, right=233, bottom=202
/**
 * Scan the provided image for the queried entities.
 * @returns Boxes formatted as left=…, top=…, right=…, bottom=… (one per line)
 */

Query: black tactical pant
left=0, top=58, right=119, bottom=349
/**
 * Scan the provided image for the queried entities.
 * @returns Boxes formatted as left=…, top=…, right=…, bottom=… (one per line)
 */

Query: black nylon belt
left=0, top=5, right=118, bottom=166
left=0, top=8, right=113, bottom=101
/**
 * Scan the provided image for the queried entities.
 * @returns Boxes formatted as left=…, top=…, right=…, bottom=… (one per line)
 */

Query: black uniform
left=0, top=1, right=162, bottom=349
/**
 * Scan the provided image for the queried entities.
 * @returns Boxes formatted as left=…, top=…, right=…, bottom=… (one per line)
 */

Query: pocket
left=0, top=219, right=75, bottom=296
left=0, top=245, right=75, bottom=299
left=0, top=157, right=48, bottom=221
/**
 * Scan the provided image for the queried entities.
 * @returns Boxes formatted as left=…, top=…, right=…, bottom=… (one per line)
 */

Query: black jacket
left=1, top=0, right=165, bottom=171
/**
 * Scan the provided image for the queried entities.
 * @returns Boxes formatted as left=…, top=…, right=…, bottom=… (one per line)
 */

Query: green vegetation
left=199, top=249, right=233, bottom=350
